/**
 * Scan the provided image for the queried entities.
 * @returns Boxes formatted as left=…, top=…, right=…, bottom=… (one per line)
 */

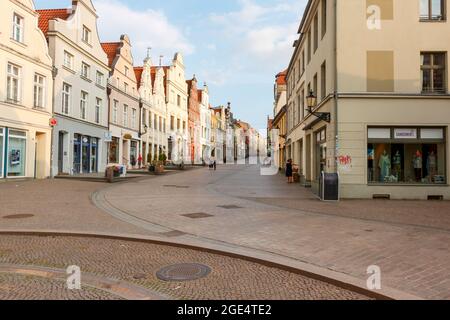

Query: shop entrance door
left=82, top=136, right=90, bottom=173
left=73, top=135, right=81, bottom=174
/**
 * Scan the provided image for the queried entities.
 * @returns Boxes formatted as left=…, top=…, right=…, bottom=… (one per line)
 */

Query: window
left=82, top=26, right=91, bottom=43
left=81, top=62, right=90, bottom=79
left=301, top=51, right=305, bottom=74
left=183, top=121, right=186, bottom=131
left=177, top=95, right=181, bottom=107
left=63, top=51, right=74, bottom=70
left=125, top=66, right=129, bottom=77
left=62, top=83, right=71, bottom=114
left=132, top=108, right=137, bottom=128
left=159, top=117, right=162, bottom=132
left=112, top=100, right=118, bottom=124
left=154, top=115, right=158, bottom=130
left=170, top=116, right=174, bottom=130
left=163, top=119, right=166, bottom=133
left=0, top=128, right=3, bottom=178
left=124, top=82, right=129, bottom=93
left=313, top=13, right=319, bottom=52
left=7, top=63, right=21, bottom=103
left=7, top=130, right=26, bottom=177
left=321, top=61, right=327, bottom=100
left=149, top=112, right=152, bottom=129
left=300, top=88, right=305, bottom=120
left=33, top=74, right=45, bottom=109
left=421, top=52, right=446, bottom=93
left=95, top=98, right=101, bottom=124
left=420, top=0, right=446, bottom=20
left=307, top=29, right=311, bottom=63
left=177, top=118, right=180, bottom=130
left=12, top=14, right=24, bottom=43
left=80, top=91, right=88, bottom=119
left=315, top=127, right=327, bottom=179
left=321, top=0, right=327, bottom=38
left=96, top=71, right=104, bottom=86
left=123, top=105, right=128, bottom=127
left=313, top=74, right=318, bottom=97
left=367, top=127, right=446, bottom=185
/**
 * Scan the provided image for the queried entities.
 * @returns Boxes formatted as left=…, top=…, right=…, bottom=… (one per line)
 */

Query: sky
left=34, top=0, right=307, bottom=130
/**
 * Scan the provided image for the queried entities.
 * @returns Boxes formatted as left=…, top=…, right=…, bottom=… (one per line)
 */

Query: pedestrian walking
left=286, top=159, right=293, bottom=183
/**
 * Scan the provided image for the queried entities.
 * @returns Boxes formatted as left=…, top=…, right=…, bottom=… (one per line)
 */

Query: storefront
left=108, top=137, right=120, bottom=164
left=315, top=127, right=327, bottom=180
left=0, top=127, right=27, bottom=178
left=367, top=127, right=446, bottom=185
left=73, top=134, right=99, bottom=174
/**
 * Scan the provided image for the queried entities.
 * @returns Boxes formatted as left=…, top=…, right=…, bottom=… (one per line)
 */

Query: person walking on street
left=286, top=159, right=293, bottom=183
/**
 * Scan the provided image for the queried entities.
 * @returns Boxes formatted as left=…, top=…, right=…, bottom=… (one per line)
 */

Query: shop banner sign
left=394, top=129, right=417, bottom=139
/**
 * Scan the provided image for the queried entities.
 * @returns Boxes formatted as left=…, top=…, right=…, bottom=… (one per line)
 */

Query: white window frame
left=7, top=63, right=21, bottom=103
left=12, top=13, right=24, bottom=43
left=82, top=25, right=91, bottom=44
left=113, top=100, right=118, bottom=124
left=33, top=73, right=46, bottom=109
left=62, top=82, right=71, bottom=114
left=123, top=105, right=128, bottom=127
left=6, top=129, right=27, bottom=178
left=81, top=62, right=90, bottom=79
left=132, top=108, right=137, bottom=129
left=95, top=98, right=102, bottom=124
left=80, top=91, right=88, bottom=120
left=96, top=71, right=104, bottom=87
left=63, top=51, right=74, bottom=70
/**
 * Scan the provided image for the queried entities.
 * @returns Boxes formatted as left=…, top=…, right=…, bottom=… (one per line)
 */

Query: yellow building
left=286, top=0, right=450, bottom=199
left=0, top=0, right=53, bottom=179
left=272, top=70, right=287, bottom=170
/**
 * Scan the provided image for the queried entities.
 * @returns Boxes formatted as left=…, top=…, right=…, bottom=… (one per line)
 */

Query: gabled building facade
left=186, top=76, right=201, bottom=164
left=102, top=35, right=140, bottom=169
left=199, top=85, right=212, bottom=162
left=164, top=53, right=188, bottom=163
left=38, top=0, right=109, bottom=176
left=135, top=56, right=168, bottom=165
left=1, top=0, right=53, bottom=179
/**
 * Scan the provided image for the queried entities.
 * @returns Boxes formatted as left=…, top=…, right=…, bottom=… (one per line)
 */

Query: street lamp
left=306, top=90, right=331, bottom=123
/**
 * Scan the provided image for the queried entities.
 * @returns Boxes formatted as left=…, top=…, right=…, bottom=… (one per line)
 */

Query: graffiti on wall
left=338, top=155, right=353, bottom=172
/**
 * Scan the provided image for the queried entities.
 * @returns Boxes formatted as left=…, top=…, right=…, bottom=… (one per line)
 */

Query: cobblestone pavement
left=0, top=235, right=370, bottom=300
left=0, top=273, right=123, bottom=300
left=100, top=165, right=450, bottom=300
left=1, top=165, right=450, bottom=299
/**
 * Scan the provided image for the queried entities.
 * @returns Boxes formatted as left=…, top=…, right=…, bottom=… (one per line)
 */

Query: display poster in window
left=10, top=149, right=21, bottom=166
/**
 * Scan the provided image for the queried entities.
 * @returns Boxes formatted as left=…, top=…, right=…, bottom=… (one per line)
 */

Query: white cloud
left=95, top=0, right=194, bottom=63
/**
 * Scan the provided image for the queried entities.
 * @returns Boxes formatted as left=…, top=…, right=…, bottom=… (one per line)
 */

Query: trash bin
left=319, top=172, right=339, bottom=201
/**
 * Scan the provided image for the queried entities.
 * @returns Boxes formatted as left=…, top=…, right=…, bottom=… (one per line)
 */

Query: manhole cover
left=182, top=213, right=213, bottom=219
left=3, top=214, right=35, bottom=219
left=156, top=263, right=211, bottom=282
left=218, top=205, right=243, bottom=209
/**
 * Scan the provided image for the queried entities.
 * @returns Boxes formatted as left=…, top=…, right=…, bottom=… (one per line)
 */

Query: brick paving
left=0, top=235, right=370, bottom=300
left=1, top=165, right=449, bottom=299
left=0, top=273, right=123, bottom=300
left=100, top=165, right=450, bottom=300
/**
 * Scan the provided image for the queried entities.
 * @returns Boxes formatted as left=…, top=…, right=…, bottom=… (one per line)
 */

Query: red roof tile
left=276, top=69, right=287, bottom=85
left=36, top=9, right=71, bottom=36
left=134, top=67, right=143, bottom=89
left=101, top=42, right=121, bottom=67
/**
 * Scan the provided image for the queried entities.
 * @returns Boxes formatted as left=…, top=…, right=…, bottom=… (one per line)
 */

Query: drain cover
left=218, top=205, right=243, bottom=209
left=3, top=214, right=35, bottom=219
left=156, top=263, right=211, bottom=282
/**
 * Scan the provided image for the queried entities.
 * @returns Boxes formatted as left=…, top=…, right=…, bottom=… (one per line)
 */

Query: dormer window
left=12, top=13, right=24, bottom=43
left=82, top=26, right=91, bottom=44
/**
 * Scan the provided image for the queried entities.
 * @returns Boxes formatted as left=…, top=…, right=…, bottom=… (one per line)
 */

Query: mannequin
left=427, top=151, right=437, bottom=181
left=393, top=150, right=402, bottom=180
left=413, top=150, right=422, bottom=182
left=379, top=150, right=391, bottom=182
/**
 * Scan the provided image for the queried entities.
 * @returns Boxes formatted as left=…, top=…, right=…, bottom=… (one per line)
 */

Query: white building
left=0, top=0, right=53, bottom=179
left=38, top=0, right=110, bottom=176
left=164, top=53, right=188, bottom=163
left=102, top=35, right=140, bottom=170
left=135, top=55, right=168, bottom=164
left=199, top=84, right=212, bottom=161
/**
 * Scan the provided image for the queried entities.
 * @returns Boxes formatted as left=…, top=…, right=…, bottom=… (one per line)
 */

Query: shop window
left=7, top=130, right=26, bottom=177
left=91, top=138, right=98, bottom=172
left=315, top=128, right=327, bottom=180
left=0, top=128, right=4, bottom=178
left=109, top=137, right=119, bottom=164
left=368, top=127, right=446, bottom=184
